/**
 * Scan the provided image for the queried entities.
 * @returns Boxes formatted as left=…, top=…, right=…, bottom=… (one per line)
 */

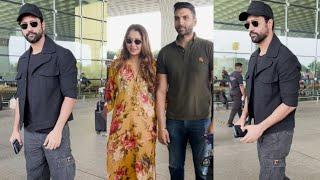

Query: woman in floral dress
left=105, top=24, right=157, bottom=180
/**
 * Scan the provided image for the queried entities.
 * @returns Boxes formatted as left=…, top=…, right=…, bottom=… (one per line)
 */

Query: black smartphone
left=233, top=125, right=248, bottom=138
left=12, top=139, right=22, bottom=154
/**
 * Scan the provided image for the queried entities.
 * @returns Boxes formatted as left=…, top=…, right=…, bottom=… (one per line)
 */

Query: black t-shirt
left=24, top=53, right=53, bottom=134
left=250, top=55, right=265, bottom=120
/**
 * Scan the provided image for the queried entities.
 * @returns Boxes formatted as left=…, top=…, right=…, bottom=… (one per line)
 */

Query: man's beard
left=24, top=30, right=43, bottom=44
left=176, top=25, right=193, bottom=36
left=250, top=32, right=267, bottom=44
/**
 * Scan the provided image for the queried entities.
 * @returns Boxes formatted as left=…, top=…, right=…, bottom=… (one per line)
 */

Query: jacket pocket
left=259, top=75, right=278, bottom=84
left=38, top=67, right=59, bottom=77
left=37, top=68, right=59, bottom=90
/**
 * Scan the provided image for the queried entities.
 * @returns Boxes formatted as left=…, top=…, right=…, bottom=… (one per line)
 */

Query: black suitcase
left=95, top=100, right=106, bottom=133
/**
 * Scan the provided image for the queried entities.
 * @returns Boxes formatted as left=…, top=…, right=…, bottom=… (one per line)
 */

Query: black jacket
left=246, top=35, right=301, bottom=134
left=16, top=36, right=77, bottom=130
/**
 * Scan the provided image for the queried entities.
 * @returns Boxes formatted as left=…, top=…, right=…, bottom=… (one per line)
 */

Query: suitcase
left=95, top=100, right=106, bottom=133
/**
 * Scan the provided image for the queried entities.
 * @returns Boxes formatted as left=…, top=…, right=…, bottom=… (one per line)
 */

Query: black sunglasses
left=126, top=39, right=142, bottom=45
left=20, top=21, right=38, bottom=30
left=244, top=20, right=259, bottom=29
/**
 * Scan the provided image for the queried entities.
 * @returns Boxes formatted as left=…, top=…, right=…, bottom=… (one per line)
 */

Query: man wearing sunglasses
left=235, top=1, right=301, bottom=180
left=156, top=2, right=213, bottom=180
left=9, top=3, right=77, bottom=179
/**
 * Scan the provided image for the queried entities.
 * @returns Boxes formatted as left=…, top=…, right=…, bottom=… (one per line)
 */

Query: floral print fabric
left=105, top=59, right=157, bottom=180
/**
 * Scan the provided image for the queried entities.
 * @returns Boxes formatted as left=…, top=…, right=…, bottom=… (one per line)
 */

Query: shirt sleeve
left=278, top=54, right=301, bottom=107
left=58, top=49, right=78, bottom=99
left=156, top=49, right=167, bottom=74
left=105, top=61, right=118, bottom=112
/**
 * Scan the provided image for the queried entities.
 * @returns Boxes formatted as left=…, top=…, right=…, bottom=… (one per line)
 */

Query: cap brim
left=239, top=12, right=250, bottom=21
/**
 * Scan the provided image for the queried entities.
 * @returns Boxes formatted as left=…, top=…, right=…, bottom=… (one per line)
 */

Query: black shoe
left=228, top=123, right=234, bottom=127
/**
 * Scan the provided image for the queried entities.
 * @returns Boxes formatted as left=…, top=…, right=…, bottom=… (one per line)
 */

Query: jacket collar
left=19, top=35, right=56, bottom=75
left=249, top=34, right=282, bottom=77
left=20, top=35, right=56, bottom=59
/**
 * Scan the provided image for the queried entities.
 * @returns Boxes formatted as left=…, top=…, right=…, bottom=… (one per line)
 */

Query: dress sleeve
left=105, top=61, right=118, bottom=112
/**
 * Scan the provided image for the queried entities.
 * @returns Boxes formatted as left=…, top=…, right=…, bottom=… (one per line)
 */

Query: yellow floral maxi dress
left=105, top=59, right=157, bottom=180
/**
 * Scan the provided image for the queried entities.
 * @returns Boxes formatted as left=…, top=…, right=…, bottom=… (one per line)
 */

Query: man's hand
left=234, top=116, right=246, bottom=130
left=240, top=124, right=264, bottom=143
left=158, top=128, right=170, bottom=145
left=43, top=129, right=63, bottom=150
left=9, top=130, right=23, bottom=145
left=207, top=120, right=215, bottom=134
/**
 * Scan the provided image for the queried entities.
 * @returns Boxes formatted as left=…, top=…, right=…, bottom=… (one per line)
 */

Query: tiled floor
left=0, top=98, right=197, bottom=180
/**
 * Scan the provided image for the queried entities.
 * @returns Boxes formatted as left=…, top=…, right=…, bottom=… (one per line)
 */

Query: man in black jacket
left=9, top=3, right=77, bottom=180
left=235, top=1, right=301, bottom=180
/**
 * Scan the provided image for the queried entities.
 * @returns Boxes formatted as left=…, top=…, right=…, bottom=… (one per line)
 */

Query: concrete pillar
left=159, top=0, right=180, bottom=47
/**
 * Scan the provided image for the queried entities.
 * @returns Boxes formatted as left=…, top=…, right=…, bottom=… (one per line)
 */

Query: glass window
left=81, top=60, right=103, bottom=79
left=0, top=1, right=20, bottom=30
left=267, top=2, right=286, bottom=36
left=82, top=0, right=104, bottom=20
left=214, top=52, right=250, bottom=78
left=213, top=29, right=252, bottom=53
left=0, top=55, right=19, bottom=81
left=56, top=37, right=81, bottom=59
left=82, top=18, right=103, bottom=40
left=288, top=7, right=315, bottom=37
left=56, top=0, right=80, bottom=16
left=288, top=33, right=316, bottom=56
left=0, top=29, right=27, bottom=56
left=42, top=9, right=54, bottom=36
left=82, top=39, right=102, bottom=61
left=289, top=0, right=317, bottom=8
left=297, top=56, right=317, bottom=94
left=214, top=0, right=250, bottom=31
left=56, top=13, right=80, bottom=38
left=25, top=0, right=53, bottom=9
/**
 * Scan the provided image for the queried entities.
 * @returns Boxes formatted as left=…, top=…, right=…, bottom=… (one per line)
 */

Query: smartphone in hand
left=12, top=139, right=23, bottom=154
left=233, top=125, right=248, bottom=138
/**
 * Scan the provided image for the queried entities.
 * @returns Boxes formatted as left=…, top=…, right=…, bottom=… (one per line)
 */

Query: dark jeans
left=219, top=91, right=228, bottom=109
left=257, top=130, right=294, bottom=180
left=228, top=95, right=242, bottom=124
left=166, top=119, right=212, bottom=180
left=24, top=124, right=76, bottom=180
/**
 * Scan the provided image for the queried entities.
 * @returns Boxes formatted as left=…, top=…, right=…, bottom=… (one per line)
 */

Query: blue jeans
left=166, top=119, right=212, bottom=180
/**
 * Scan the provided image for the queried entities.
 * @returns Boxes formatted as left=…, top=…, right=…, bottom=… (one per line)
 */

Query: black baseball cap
left=239, top=1, right=273, bottom=21
left=17, top=3, right=43, bottom=22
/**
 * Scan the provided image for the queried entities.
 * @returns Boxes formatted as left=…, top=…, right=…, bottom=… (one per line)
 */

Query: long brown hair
left=116, top=24, right=156, bottom=94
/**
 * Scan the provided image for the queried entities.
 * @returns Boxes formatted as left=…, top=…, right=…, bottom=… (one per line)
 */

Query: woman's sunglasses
left=126, top=39, right=142, bottom=45
left=20, top=22, right=39, bottom=30
left=244, top=20, right=259, bottom=29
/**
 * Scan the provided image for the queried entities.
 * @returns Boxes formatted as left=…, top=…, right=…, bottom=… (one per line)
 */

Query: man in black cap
left=9, top=3, right=77, bottom=179
left=235, top=1, right=301, bottom=180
